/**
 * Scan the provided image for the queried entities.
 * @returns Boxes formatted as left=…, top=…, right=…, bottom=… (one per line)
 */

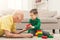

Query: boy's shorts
left=42, top=31, right=50, bottom=36
left=30, top=30, right=36, bottom=36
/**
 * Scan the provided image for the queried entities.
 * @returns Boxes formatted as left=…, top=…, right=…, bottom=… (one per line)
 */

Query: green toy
left=48, top=35, right=54, bottom=38
left=38, top=34, right=43, bottom=37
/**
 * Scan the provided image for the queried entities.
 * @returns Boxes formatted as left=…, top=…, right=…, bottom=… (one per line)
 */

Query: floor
left=0, top=34, right=60, bottom=40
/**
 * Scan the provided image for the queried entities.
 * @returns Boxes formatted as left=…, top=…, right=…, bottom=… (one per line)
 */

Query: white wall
left=37, top=0, right=48, bottom=10
left=32, top=0, right=48, bottom=11
left=28, top=0, right=35, bottom=11
left=0, top=0, right=8, bottom=11
left=8, top=0, right=29, bottom=11
left=0, top=0, right=35, bottom=11
left=48, top=0, right=60, bottom=16
left=8, top=0, right=35, bottom=11
left=0, top=0, right=35, bottom=18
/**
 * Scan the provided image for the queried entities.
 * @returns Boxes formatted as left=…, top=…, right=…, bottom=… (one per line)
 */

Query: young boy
left=26, top=9, right=53, bottom=37
left=27, top=9, right=41, bottom=36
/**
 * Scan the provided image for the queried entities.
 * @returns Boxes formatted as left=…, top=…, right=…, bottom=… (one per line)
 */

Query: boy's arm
left=34, top=19, right=41, bottom=30
left=29, top=19, right=41, bottom=30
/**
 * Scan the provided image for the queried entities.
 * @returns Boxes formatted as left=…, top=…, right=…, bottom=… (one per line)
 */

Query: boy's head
left=30, top=9, right=38, bottom=20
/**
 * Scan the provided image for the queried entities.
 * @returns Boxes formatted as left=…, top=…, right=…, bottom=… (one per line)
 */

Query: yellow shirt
left=0, top=15, right=16, bottom=36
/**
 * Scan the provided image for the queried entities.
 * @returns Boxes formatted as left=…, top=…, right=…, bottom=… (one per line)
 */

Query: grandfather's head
left=13, top=10, right=24, bottom=23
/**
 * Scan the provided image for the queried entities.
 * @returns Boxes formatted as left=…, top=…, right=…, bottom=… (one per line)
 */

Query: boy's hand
left=31, top=26, right=34, bottom=29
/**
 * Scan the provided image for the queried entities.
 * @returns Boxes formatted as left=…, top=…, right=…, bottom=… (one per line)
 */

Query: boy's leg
left=42, top=31, right=50, bottom=36
left=30, top=30, right=36, bottom=36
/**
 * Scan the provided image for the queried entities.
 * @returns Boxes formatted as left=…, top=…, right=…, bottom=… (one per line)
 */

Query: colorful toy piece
left=35, top=30, right=54, bottom=39
left=25, top=24, right=34, bottom=29
left=48, top=35, right=54, bottom=38
left=26, top=24, right=31, bottom=27
left=42, top=36, right=48, bottom=39
left=25, top=24, right=32, bottom=29
left=38, top=34, right=43, bottom=37
left=35, top=30, right=43, bottom=37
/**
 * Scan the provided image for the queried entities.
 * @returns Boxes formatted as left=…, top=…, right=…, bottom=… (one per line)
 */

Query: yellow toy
left=35, top=30, right=43, bottom=37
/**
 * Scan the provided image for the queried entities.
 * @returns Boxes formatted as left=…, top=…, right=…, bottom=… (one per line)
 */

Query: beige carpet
left=0, top=34, right=60, bottom=40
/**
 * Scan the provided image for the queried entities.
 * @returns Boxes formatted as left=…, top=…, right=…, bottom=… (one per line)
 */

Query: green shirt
left=28, top=17, right=41, bottom=33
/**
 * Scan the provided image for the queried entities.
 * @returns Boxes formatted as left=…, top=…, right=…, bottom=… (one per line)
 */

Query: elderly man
left=0, top=10, right=33, bottom=38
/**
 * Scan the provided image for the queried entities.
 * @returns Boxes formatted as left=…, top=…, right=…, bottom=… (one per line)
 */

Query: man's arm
left=4, top=30, right=33, bottom=38
left=14, top=29, right=27, bottom=34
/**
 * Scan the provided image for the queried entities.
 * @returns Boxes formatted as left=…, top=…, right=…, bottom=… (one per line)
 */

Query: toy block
left=38, top=32, right=43, bottom=34
left=25, top=24, right=32, bottom=29
left=48, top=35, right=54, bottom=38
left=37, top=30, right=42, bottom=32
left=38, top=34, right=43, bottom=37
left=26, top=24, right=31, bottom=27
left=42, top=36, right=48, bottom=39
left=35, top=33, right=38, bottom=36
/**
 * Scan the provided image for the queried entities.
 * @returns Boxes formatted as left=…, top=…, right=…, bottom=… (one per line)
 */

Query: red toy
left=42, top=36, right=48, bottom=39
left=25, top=24, right=32, bottom=29
left=26, top=24, right=31, bottom=27
left=37, top=30, right=42, bottom=32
